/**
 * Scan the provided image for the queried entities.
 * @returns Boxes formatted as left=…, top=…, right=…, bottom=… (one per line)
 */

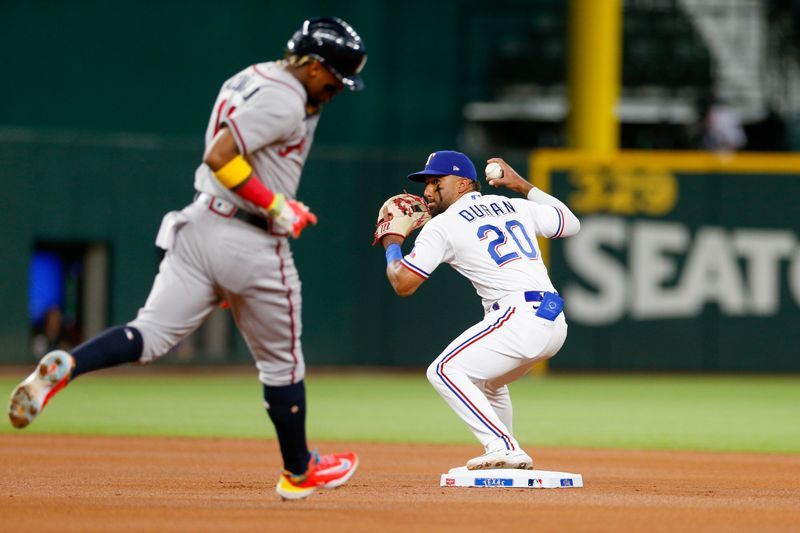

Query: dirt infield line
left=1, top=434, right=799, bottom=532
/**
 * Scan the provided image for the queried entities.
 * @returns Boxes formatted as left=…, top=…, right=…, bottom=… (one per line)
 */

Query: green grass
left=1, top=372, right=799, bottom=454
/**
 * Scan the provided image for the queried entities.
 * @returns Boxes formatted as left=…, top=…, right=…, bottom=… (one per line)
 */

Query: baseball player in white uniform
left=377, top=151, right=580, bottom=470
left=9, top=17, right=366, bottom=500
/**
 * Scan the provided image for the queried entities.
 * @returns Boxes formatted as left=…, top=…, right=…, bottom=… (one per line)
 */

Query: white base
left=440, top=466, right=583, bottom=488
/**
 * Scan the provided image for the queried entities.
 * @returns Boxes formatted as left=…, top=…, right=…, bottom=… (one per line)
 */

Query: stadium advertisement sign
left=534, top=150, right=800, bottom=371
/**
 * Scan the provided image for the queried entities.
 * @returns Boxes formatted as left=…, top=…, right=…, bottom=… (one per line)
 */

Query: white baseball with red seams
left=402, top=189, right=579, bottom=455
left=129, top=61, right=316, bottom=386
left=485, top=162, right=504, bottom=181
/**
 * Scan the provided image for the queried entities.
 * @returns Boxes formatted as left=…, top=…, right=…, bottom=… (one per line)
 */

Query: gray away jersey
left=194, top=61, right=319, bottom=212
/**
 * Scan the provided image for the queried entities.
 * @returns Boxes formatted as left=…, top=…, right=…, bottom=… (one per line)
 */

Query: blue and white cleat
left=8, top=350, right=74, bottom=429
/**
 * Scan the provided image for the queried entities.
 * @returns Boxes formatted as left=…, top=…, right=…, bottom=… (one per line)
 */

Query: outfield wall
left=536, top=150, right=800, bottom=371
left=0, top=0, right=555, bottom=367
left=4, top=142, right=798, bottom=371
left=2, top=3, right=797, bottom=371
left=0, top=132, right=524, bottom=367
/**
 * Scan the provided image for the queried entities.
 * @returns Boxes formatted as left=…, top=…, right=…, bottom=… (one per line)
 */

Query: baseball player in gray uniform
left=375, top=151, right=580, bottom=470
left=9, top=16, right=366, bottom=501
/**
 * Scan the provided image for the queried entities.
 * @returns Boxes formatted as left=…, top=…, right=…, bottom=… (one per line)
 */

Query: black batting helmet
left=286, top=17, right=367, bottom=91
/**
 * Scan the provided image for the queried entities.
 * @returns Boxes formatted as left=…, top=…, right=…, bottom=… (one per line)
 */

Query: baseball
left=485, top=162, right=504, bottom=181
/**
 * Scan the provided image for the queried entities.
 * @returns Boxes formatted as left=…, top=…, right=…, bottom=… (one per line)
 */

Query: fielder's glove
left=373, top=192, right=431, bottom=245
left=266, top=193, right=318, bottom=238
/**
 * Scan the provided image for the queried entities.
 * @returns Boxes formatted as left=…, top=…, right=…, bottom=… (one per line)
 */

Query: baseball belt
left=490, top=291, right=558, bottom=311
left=195, top=192, right=279, bottom=234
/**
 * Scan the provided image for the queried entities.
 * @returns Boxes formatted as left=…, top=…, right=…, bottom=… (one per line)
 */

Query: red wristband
left=234, top=176, right=275, bottom=209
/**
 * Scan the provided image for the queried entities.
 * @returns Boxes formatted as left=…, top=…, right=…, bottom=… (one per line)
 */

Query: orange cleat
left=8, top=350, right=74, bottom=429
left=275, top=451, right=359, bottom=500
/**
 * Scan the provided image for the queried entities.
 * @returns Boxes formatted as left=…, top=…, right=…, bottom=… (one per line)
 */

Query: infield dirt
left=1, top=434, right=798, bottom=532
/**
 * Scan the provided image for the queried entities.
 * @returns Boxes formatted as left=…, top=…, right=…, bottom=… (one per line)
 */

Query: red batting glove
left=287, top=200, right=318, bottom=238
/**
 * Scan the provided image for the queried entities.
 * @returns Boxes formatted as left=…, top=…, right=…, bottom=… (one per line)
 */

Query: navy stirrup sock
left=263, top=381, right=310, bottom=476
left=70, top=325, right=144, bottom=379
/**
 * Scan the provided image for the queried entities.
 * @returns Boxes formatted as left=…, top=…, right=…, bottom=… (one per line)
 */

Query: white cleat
left=8, top=350, right=74, bottom=429
left=466, top=449, right=534, bottom=471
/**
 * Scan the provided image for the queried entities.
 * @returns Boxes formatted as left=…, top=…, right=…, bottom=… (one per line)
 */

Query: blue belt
left=491, top=291, right=546, bottom=311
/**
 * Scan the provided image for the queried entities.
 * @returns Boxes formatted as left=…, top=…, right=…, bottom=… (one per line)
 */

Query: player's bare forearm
left=386, top=261, right=423, bottom=297
left=203, top=128, right=240, bottom=170
left=201, top=130, right=314, bottom=237
left=381, top=235, right=404, bottom=248
left=382, top=236, right=424, bottom=297
left=485, top=157, right=534, bottom=196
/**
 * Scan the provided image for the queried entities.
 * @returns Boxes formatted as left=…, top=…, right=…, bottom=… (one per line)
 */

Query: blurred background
left=1, top=0, right=798, bottom=372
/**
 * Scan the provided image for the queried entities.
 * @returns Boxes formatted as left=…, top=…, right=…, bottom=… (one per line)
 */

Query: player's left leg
left=227, top=238, right=356, bottom=500
left=228, top=238, right=309, bottom=475
left=426, top=306, right=564, bottom=469
left=479, top=360, right=542, bottom=433
left=481, top=381, right=513, bottom=434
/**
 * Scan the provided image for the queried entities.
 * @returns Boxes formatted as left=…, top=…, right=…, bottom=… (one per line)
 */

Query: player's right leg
left=425, top=307, right=535, bottom=470
left=9, top=209, right=218, bottom=429
left=9, top=350, right=73, bottom=428
left=8, top=326, right=145, bottom=429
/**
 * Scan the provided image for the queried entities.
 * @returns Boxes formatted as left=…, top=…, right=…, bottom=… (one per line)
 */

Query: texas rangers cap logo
left=407, top=150, right=477, bottom=183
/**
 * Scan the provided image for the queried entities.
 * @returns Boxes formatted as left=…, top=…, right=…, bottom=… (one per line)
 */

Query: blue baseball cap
left=407, top=150, right=477, bottom=182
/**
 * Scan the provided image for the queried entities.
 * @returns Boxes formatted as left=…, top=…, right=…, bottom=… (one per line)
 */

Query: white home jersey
left=194, top=61, right=319, bottom=211
left=402, top=192, right=569, bottom=311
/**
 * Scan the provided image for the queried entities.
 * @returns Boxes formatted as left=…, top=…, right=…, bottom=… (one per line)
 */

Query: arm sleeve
left=399, top=222, right=452, bottom=279
left=526, top=187, right=581, bottom=238
left=222, top=86, right=304, bottom=156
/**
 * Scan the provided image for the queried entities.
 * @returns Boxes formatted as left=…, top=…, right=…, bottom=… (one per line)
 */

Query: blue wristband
left=385, top=243, right=403, bottom=264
